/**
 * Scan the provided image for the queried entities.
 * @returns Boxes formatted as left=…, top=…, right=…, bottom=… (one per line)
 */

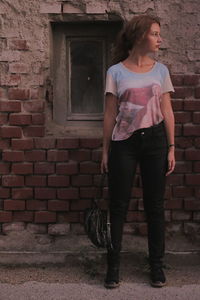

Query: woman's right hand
left=101, top=152, right=109, bottom=174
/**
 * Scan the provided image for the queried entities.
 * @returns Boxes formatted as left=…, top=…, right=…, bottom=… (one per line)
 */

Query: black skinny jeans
left=108, top=121, right=168, bottom=265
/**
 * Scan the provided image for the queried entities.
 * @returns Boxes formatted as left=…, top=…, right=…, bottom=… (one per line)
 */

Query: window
left=50, top=21, right=121, bottom=136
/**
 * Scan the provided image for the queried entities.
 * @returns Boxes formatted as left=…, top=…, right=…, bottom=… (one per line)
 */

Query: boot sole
left=151, top=281, right=166, bottom=288
left=104, top=282, right=120, bottom=289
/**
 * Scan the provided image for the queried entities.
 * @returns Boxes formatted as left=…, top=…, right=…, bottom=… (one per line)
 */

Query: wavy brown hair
left=111, top=15, right=160, bottom=65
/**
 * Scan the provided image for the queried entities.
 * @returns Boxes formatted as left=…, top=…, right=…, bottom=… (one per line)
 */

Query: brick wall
left=0, top=0, right=200, bottom=242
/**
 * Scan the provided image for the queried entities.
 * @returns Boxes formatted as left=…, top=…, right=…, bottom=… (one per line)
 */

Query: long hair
left=111, top=15, right=160, bottom=65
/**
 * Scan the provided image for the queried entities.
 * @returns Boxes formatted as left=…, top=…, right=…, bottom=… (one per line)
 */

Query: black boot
left=104, top=251, right=120, bottom=289
left=150, top=262, right=166, bottom=288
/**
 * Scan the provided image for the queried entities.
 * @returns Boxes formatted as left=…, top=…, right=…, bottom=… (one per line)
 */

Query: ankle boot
left=150, top=262, right=166, bottom=288
left=104, top=251, right=120, bottom=289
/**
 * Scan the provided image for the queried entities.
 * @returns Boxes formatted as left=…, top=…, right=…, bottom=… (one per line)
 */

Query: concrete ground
left=0, top=235, right=199, bottom=300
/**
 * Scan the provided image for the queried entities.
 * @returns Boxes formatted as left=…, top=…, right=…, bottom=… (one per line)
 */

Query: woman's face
left=143, top=23, right=162, bottom=53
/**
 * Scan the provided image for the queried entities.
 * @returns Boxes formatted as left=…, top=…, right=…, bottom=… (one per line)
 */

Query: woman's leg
left=105, top=137, right=138, bottom=287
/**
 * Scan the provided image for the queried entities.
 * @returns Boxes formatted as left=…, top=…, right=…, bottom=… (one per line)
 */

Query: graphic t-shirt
left=105, top=62, right=174, bottom=141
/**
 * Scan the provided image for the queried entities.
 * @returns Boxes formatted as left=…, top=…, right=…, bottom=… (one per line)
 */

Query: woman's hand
left=166, top=148, right=175, bottom=176
left=101, top=152, right=109, bottom=174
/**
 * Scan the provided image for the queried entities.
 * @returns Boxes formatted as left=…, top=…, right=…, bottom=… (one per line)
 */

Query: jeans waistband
left=133, top=121, right=165, bottom=136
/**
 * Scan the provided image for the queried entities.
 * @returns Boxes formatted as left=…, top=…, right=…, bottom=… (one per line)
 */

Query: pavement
left=0, top=235, right=199, bottom=300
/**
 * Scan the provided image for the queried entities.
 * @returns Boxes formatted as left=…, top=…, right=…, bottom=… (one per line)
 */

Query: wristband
left=168, top=144, right=175, bottom=148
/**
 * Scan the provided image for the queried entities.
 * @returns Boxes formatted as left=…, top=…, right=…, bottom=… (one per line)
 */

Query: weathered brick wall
left=0, top=0, right=199, bottom=247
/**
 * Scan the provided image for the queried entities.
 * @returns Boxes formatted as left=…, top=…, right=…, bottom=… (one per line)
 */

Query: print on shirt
left=113, top=84, right=162, bottom=140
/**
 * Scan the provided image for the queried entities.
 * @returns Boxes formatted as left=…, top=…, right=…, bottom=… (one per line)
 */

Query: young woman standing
left=101, top=15, right=175, bottom=288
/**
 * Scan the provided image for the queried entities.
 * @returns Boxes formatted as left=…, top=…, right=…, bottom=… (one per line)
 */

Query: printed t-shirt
left=105, top=62, right=174, bottom=141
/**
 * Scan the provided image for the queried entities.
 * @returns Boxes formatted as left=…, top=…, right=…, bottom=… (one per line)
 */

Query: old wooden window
left=51, top=21, right=121, bottom=135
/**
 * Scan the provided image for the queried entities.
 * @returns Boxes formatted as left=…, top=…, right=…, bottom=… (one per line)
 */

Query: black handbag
left=84, top=174, right=113, bottom=250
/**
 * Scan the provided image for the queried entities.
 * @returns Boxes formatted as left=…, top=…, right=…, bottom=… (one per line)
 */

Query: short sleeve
left=162, top=67, right=175, bottom=94
left=104, top=69, right=117, bottom=96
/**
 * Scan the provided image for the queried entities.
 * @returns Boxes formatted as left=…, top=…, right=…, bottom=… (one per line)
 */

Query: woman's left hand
left=166, top=148, right=175, bottom=176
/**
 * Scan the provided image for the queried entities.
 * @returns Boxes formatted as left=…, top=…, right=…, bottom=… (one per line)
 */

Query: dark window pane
left=70, top=40, right=104, bottom=115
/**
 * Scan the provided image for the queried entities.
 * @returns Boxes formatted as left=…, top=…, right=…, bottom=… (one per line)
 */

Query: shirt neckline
left=119, top=61, right=158, bottom=75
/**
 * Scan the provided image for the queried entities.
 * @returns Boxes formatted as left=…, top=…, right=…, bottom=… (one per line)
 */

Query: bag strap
left=93, top=173, right=107, bottom=205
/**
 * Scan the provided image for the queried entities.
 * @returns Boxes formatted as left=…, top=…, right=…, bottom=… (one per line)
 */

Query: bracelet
left=168, top=144, right=175, bottom=148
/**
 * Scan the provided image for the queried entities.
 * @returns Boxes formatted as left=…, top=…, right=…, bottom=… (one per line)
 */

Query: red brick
left=71, top=199, right=91, bottom=211
left=12, top=163, right=33, bottom=174
left=13, top=212, right=34, bottom=222
left=35, top=211, right=56, bottom=223
left=23, top=126, right=45, bottom=137
left=165, top=199, right=183, bottom=209
left=34, top=163, right=55, bottom=174
left=48, top=175, right=69, bottom=187
left=32, top=114, right=45, bottom=125
left=184, top=100, right=200, bottom=111
left=80, top=138, right=102, bottom=148
left=48, top=200, right=69, bottom=211
left=172, top=87, right=193, bottom=99
left=175, top=149, right=184, bottom=161
left=174, top=161, right=192, bottom=173
left=35, top=188, right=56, bottom=199
left=0, top=114, right=8, bottom=125
left=23, top=101, right=44, bottom=113
left=9, top=39, right=29, bottom=50
left=128, top=199, right=138, bottom=210
left=71, top=175, right=92, bottom=186
left=12, top=188, right=33, bottom=199
left=26, top=200, right=47, bottom=210
left=193, top=112, right=200, bottom=123
left=0, top=163, right=10, bottom=174
left=173, top=186, right=194, bottom=198
left=185, top=174, right=200, bottom=185
left=0, top=211, right=12, bottom=222
left=26, top=176, right=46, bottom=186
left=138, top=223, right=148, bottom=235
left=57, top=138, right=79, bottom=149
left=183, top=124, right=200, bottom=136
left=25, top=150, right=46, bottom=161
left=185, top=149, right=200, bottom=160
left=174, top=112, right=191, bottom=123
left=68, top=212, right=80, bottom=223
left=9, top=114, right=31, bottom=125
left=92, top=149, right=102, bottom=162
left=194, top=138, right=200, bottom=148
left=184, top=75, right=199, bottom=86
left=166, top=174, right=184, bottom=185
left=0, top=188, right=10, bottom=198
left=0, top=74, right=21, bottom=86
left=171, top=100, right=183, bottom=111
left=11, top=139, right=34, bottom=150
left=30, top=88, right=40, bottom=99
left=80, top=161, right=100, bottom=174
left=9, top=62, right=29, bottom=74
left=126, top=211, right=146, bottom=222
left=4, top=200, right=25, bottom=210
left=171, top=74, right=184, bottom=86
left=3, top=151, right=24, bottom=162
left=184, top=199, right=200, bottom=210
left=175, top=137, right=193, bottom=148
left=34, top=138, right=56, bottom=149
left=0, top=126, right=22, bottom=138
left=57, top=188, right=79, bottom=200
left=0, top=140, right=10, bottom=150
left=2, top=175, right=24, bottom=187
left=172, top=211, right=191, bottom=221
left=47, top=150, right=69, bottom=162
left=195, top=87, right=200, bottom=98
left=69, top=149, right=91, bottom=161
left=56, top=162, right=78, bottom=175
left=0, top=101, right=21, bottom=112
left=8, top=88, right=30, bottom=100
left=79, top=187, right=96, bottom=198
left=175, top=124, right=182, bottom=136
left=194, top=162, right=200, bottom=172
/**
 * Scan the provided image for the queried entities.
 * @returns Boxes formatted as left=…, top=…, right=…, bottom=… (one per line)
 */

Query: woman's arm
left=160, top=92, right=175, bottom=176
left=101, top=93, right=118, bottom=173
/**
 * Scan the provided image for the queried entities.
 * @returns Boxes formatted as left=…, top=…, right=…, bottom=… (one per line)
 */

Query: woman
left=101, top=15, right=175, bottom=289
